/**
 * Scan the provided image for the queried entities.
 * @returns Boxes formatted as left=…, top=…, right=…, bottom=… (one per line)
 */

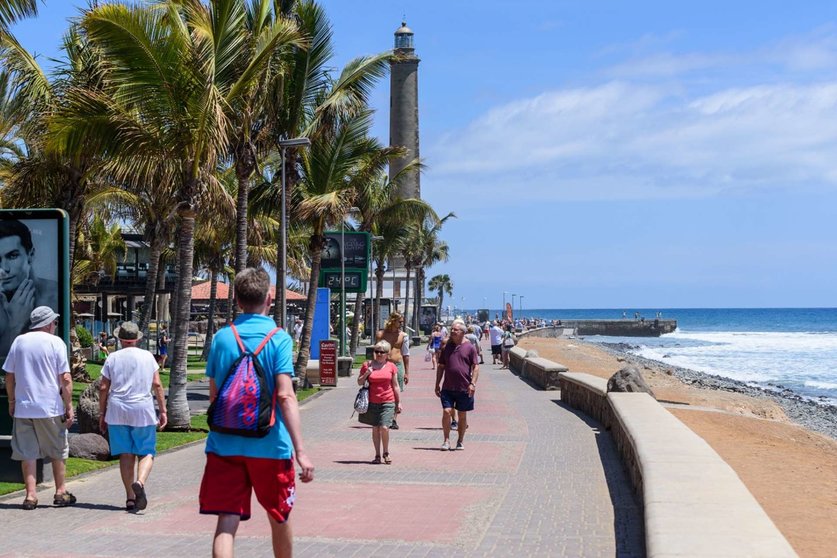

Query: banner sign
left=319, top=339, right=337, bottom=386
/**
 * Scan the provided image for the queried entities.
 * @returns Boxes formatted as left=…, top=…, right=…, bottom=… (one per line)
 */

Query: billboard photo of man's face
left=0, top=220, right=35, bottom=297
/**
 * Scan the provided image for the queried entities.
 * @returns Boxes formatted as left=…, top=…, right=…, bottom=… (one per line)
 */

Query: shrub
left=75, top=325, right=94, bottom=348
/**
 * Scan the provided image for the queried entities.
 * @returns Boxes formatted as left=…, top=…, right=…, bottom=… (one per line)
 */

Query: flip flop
left=372, top=455, right=381, bottom=464
left=383, top=453, right=392, bottom=464
left=126, top=499, right=136, bottom=511
left=131, top=482, right=147, bottom=511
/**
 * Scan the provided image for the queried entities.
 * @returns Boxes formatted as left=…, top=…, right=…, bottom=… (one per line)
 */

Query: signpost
left=320, top=231, right=370, bottom=357
left=319, top=340, right=337, bottom=387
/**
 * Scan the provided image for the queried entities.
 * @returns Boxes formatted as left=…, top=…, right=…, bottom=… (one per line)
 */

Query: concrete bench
left=521, top=357, right=568, bottom=390
left=608, top=393, right=796, bottom=557
left=559, top=372, right=610, bottom=426
left=508, top=347, right=528, bottom=374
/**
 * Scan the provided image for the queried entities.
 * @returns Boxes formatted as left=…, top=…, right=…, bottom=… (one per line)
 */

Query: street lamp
left=520, top=295, right=524, bottom=317
left=278, top=137, right=310, bottom=328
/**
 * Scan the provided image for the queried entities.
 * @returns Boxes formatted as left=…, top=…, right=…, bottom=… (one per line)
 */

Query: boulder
left=607, top=366, right=655, bottom=397
left=524, top=349, right=539, bottom=358
left=68, top=433, right=111, bottom=461
left=77, top=378, right=103, bottom=435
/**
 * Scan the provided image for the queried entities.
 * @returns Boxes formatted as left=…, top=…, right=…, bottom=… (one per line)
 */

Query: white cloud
left=427, top=77, right=837, bottom=206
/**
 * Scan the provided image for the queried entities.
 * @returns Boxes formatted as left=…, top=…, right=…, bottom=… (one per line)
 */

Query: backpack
left=503, top=331, right=516, bottom=348
left=207, top=324, right=281, bottom=438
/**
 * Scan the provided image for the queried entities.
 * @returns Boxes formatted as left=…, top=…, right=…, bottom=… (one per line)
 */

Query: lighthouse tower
left=389, top=21, right=420, bottom=200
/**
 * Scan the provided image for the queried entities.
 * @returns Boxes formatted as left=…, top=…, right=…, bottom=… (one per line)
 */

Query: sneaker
left=450, top=419, right=458, bottom=429
left=53, top=492, right=77, bottom=507
left=441, top=440, right=450, bottom=451
left=390, top=420, right=399, bottom=430
left=455, top=441, right=464, bottom=451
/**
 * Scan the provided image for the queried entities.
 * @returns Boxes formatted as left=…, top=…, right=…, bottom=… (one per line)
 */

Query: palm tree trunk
left=349, top=291, right=362, bottom=355
left=166, top=209, right=196, bottom=430
left=225, top=269, right=235, bottom=323
left=234, top=145, right=254, bottom=274
left=404, top=264, right=412, bottom=333
left=437, top=289, right=444, bottom=321
left=294, top=234, right=326, bottom=378
left=200, top=269, right=218, bottom=361
left=374, top=259, right=385, bottom=334
left=413, top=267, right=422, bottom=333
left=273, top=236, right=282, bottom=324
left=138, top=235, right=164, bottom=339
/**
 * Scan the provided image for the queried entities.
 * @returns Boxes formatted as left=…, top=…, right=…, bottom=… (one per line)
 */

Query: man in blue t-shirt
left=199, top=268, right=314, bottom=558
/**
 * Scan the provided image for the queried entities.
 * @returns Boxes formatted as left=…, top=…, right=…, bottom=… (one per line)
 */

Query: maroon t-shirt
left=439, top=341, right=478, bottom=392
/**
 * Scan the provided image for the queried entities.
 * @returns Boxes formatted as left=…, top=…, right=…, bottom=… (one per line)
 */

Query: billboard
left=319, top=231, right=369, bottom=293
left=1, top=209, right=70, bottom=370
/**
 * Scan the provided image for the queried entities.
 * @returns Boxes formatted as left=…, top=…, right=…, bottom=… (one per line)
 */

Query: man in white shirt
left=489, top=321, right=504, bottom=365
left=98, top=321, right=167, bottom=512
left=3, top=306, right=75, bottom=510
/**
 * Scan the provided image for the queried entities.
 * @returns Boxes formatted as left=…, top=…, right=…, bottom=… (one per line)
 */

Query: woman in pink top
left=357, top=340, right=402, bottom=464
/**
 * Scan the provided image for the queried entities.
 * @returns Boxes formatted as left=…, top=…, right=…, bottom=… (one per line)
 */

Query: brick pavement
left=0, top=341, right=644, bottom=557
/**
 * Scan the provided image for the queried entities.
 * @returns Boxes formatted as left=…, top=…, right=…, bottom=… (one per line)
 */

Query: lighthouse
left=389, top=21, right=420, bottom=200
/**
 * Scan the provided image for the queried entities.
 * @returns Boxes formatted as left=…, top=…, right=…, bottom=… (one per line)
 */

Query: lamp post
left=278, top=137, right=310, bottom=329
left=520, top=295, right=524, bottom=317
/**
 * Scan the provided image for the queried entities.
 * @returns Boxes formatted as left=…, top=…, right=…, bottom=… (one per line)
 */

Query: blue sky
left=12, top=1, right=837, bottom=309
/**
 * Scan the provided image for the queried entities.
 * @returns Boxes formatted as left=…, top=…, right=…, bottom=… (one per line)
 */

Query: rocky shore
left=597, top=341, right=837, bottom=440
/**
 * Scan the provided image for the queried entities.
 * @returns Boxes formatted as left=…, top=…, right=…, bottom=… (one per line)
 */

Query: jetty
left=525, top=319, right=677, bottom=337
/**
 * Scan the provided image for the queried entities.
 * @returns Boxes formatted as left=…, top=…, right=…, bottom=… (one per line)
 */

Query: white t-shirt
left=102, top=347, right=159, bottom=427
left=3, top=331, right=70, bottom=419
left=489, top=325, right=504, bottom=346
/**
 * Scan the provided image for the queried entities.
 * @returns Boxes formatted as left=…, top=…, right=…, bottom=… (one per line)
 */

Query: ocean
left=495, top=308, right=837, bottom=405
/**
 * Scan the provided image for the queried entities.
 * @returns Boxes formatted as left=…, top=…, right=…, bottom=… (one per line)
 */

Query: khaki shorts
left=11, top=416, right=69, bottom=461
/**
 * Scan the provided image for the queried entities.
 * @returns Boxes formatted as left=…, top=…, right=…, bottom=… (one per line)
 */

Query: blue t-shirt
left=205, top=314, right=294, bottom=459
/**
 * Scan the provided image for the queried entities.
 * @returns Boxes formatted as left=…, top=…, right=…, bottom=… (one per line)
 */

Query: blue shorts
left=440, top=389, right=474, bottom=412
left=109, top=424, right=157, bottom=456
left=158, top=346, right=168, bottom=356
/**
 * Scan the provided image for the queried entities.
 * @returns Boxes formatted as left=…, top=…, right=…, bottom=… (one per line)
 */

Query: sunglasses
left=374, top=350, right=388, bottom=354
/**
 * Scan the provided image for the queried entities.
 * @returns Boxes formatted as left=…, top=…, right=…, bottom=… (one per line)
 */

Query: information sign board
left=319, top=340, right=337, bottom=386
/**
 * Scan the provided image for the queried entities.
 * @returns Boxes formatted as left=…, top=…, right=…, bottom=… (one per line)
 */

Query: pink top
left=360, top=361, right=398, bottom=404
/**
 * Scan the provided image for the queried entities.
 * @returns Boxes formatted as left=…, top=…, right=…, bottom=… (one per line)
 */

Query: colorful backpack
left=207, top=324, right=281, bottom=438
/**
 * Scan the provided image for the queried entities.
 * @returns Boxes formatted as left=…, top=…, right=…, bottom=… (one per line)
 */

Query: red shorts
left=199, top=453, right=296, bottom=522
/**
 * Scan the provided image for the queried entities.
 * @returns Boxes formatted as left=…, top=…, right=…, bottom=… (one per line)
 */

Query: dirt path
left=520, top=336, right=837, bottom=558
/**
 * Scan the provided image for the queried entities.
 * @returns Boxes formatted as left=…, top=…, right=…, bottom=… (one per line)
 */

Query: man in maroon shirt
left=435, top=319, right=480, bottom=451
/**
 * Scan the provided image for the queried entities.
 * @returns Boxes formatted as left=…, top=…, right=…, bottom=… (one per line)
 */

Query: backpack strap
left=253, top=327, right=281, bottom=356
left=230, top=325, right=281, bottom=355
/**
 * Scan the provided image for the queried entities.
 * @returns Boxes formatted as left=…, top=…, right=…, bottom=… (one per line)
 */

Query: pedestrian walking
left=376, top=312, right=409, bottom=430
left=435, top=319, right=480, bottom=451
left=489, top=321, right=504, bottom=365
left=2, top=306, right=76, bottom=510
left=500, top=325, right=517, bottom=369
left=357, top=340, right=401, bottom=464
left=199, top=267, right=314, bottom=558
left=427, top=324, right=443, bottom=369
left=98, top=321, right=167, bottom=512
left=156, top=324, right=169, bottom=369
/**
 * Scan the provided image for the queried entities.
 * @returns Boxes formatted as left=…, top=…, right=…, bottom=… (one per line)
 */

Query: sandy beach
left=518, top=335, right=837, bottom=558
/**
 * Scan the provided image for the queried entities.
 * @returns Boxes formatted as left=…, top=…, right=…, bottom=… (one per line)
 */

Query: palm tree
left=0, top=0, right=36, bottom=29
left=428, top=274, right=453, bottom=320
left=65, top=1, right=230, bottom=429
left=215, top=0, right=305, bottom=275
left=411, top=213, right=454, bottom=333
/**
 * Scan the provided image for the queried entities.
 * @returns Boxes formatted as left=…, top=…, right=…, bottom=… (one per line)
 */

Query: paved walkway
left=0, top=342, right=644, bottom=557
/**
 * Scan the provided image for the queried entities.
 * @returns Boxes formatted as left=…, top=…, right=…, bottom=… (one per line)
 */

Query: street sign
left=319, top=340, right=337, bottom=386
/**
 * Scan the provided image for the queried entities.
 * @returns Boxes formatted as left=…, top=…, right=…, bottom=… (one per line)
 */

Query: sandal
left=21, top=498, right=37, bottom=511
left=126, top=499, right=136, bottom=511
left=372, top=455, right=381, bottom=464
left=53, top=492, right=77, bottom=507
left=131, top=482, right=147, bottom=511
left=383, top=453, right=392, bottom=465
